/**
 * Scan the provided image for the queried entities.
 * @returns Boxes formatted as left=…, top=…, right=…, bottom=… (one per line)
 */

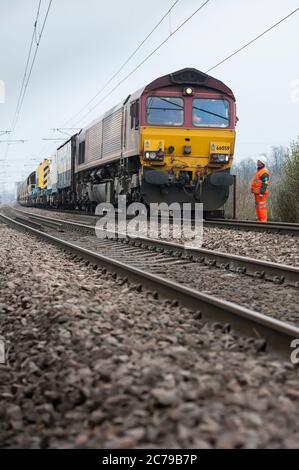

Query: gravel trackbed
left=0, top=224, right=299, bottom=449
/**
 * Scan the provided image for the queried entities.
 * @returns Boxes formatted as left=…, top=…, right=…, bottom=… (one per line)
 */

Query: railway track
left=12, top=207, right=299, bottom=287
left=205, top=218, right=299, bottom=236
left=14, top=204, right=299, bottom=236
left=1, top=209, right=299, bottom=359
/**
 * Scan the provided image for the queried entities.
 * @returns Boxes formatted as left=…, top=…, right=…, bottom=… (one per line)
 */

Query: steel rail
left=13, top=208, right=299, bottom=287
left=1, top=212, right=298, bottom=359
left=204, top=218, right=299, bottom=236
left=14, top=204, right=299, bottom=235
left=13, top=207, right=95, bottom=228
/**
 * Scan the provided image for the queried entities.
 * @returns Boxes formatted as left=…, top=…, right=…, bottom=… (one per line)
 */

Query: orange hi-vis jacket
left=251, top=167, right=270, bottom=195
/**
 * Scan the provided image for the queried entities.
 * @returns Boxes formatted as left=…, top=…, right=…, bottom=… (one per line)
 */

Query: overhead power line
left=2, top=0, right=53, bottom=171
left=74, top=3, right=299, bottom=127
left=11, top=0, right=42, bottom=132
left=71, top=0, right=211, bottom=126
left=51, top=127, right=81, bottom=136
left=0, top=140, right=26, bottom=144
left=11, top=0, right=53, bottom=132
left=62, top=0, right=181, bottom=128
left=206, top=7, right=299, bottom=73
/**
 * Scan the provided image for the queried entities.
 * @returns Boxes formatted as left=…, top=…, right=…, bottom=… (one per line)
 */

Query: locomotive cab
left=137, top=69, right=236, bottom=210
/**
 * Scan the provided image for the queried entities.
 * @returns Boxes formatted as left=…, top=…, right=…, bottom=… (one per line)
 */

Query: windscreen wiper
left=193, top=105, right=229, bottom=121
left=159, top=97, right=184, bottom=109
left=147, top=107, right=183, bottom=111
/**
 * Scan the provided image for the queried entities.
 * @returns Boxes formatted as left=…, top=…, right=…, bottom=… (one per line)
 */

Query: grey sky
left=0, top=0, right=298, bottom=191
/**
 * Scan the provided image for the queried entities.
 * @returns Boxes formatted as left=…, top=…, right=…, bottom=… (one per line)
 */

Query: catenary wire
left=71, top=0, right=211, bottom=127
left=206, top=7, right=299, bottom=73
left=11, top=0, right=53, bottom=133
left=11, top=0, right=42, bottom=132
left=61, top=0, right=181, bottom=128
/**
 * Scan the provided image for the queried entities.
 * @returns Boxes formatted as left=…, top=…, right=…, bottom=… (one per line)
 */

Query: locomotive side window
left=146, top=97, right=184, bottom=126
left=192, top=99, right=230, bottom=128
left=130, top=100, right=139, bottom=130
left=78, top=141, right=85, bottom=164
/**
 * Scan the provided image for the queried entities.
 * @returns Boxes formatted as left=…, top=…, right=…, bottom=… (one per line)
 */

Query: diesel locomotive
left=17, top=68, right=237, bottom=214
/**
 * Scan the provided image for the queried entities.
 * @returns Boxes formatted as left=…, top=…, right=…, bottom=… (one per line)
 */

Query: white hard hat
left=258, top=155, right=268, bottom=166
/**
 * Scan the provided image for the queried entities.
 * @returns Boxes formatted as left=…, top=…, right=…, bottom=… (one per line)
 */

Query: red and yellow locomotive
left=18, top=68, right=237, bottom=214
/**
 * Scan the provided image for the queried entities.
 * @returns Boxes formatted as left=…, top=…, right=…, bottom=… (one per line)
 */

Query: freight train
left=17, top=68, right=237, bottom=214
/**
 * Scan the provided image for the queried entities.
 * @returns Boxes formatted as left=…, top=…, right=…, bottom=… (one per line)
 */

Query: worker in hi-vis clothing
left=251, top=156, right=270, bottom=223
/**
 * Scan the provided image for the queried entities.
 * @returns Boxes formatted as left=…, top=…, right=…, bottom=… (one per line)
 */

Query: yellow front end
left=37, top=163, right=44, bottom=189
left=140, top=127, right=236, bottom=183
left=37, top=159, right=49, bottom=190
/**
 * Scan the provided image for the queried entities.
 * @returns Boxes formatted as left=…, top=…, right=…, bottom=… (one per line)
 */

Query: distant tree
left=268, top=145, right=289, bottom=177
left=232, top=158, right=255, bottom=180
left=273, top=138, right=299, bottom=222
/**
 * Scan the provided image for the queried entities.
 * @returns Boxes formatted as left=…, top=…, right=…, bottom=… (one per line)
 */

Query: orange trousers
left=254, top=193, right=268, bottom=222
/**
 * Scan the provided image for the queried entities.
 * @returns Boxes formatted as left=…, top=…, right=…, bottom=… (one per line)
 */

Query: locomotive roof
left=143, top=68, right=235, bottom=100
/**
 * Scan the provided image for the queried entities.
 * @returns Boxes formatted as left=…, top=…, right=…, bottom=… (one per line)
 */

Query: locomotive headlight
left=144, top=151, right=156, bottom=159
left=183, top=87, right=194, bottom=96
left=144, top=151, right=164, bottom=161
left=210, top=154, right=230, bottom=163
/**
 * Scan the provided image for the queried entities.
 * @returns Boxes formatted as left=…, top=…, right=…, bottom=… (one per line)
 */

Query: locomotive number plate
left=210, top=142, right=231, bottom=154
